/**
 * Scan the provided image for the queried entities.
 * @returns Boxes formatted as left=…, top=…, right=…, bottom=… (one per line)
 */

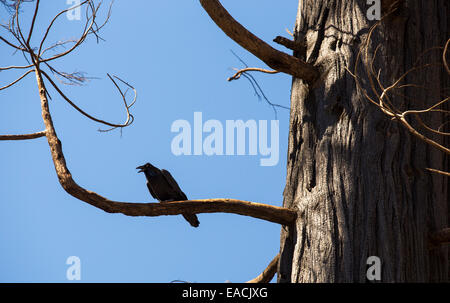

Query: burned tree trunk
left=279, top=0, right=449, bottom=282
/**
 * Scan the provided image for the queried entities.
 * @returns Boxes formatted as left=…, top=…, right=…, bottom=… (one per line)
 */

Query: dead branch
left=37, top=1, right=108, bottom=64
left=227, top=51, right=289, bottom=117
left=199, top=0, right=319, bottom=83
left=0, top=68, right=34, bottom=90
left=348, top=16, right=450, bottom=175
left=0, top=0, right=298, bottom=235
left=38, top=0, right=89, bottom=56
left=0, top=63, right=33, bottom=71
left=227, top=67, right=279, bottom=82
left=0, top=35, right=26, bottom=51
left=32, top=63, right=296, bottom=226
left=0, top=130, right=46, bottom=140
left=273, top=36, right=306, bottom=54
left=425, top=168, right=450, bottom=177
left=443, top=38, right=449, bottom=75
left=246, top=253, right=280, bottom=283
left=41, top=70, right=135, bottom=130
left=25, top=0, right=39, bottom=46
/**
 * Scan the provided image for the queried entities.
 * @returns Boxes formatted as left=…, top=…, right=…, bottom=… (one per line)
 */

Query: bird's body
left=137, top=163, right=200, bottom=227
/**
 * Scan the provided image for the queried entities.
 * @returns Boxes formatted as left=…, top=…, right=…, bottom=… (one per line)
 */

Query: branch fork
left=199, top=0, right=319, bottom=83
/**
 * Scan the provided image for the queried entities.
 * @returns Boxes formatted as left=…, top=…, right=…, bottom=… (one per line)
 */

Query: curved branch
left=0, top=130, right=46, bottom=141
left=35, top=69, right=296, bottom=226
left=352, top=20, right=450, bottom=157
left=38, top=0, right=90, bottom=56
left=108, top=200, right=295, bottom=226
left=443, top=38, right=449, bottom=75
left=227, top=67, right=279, bottom=82
left=39, top=1, right=111, bottom=64
left=425, top=168, right=450, bottom=177
left=0, top=69, right=34, bottom=91
left=398, top=115, right=450, bottom=155
left=40, top=70, right=135, bottom=129
left=246, top=253, right=280, bottom=283
left=199, top=0, right=319, bottom=83
left=0, top=35, right=26, bottom=51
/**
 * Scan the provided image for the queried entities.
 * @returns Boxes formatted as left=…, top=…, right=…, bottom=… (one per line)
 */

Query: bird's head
left=136, top=163, right=158, bottom=176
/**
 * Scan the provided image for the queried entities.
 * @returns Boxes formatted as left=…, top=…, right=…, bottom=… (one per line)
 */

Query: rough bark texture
left=279, top=0, right=449, bottom=282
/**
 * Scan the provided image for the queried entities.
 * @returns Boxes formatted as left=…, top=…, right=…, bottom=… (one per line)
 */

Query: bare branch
left=0, top=35, right=26, bottom=51
left=38, top=1, right=105, bottom=63
left=228, top=51, right=289, bottom=117
left=37, top=0, right=89, bottom=56
left=39, top=39, right=77, bottom=57
left=0, top=130, right=46, bottom=140
left=425, top=168, right=450, bottom=177
left=350, top=18, right=450, bottom=158
left=0, top=63, right=33, bottom=71
left=199, top=0, right=319, bottom=83
left=35, top=69, right=296, bottom=226
left=414, top=114, right=450, bottom=137
left=443, top=38, right=449, bottom=75
left=273, top=36, right=306, bottom=54
left=397, top=114, right=450, bottom=156
left=25, top=0, right=39, bottom=46
left=227, top=67, right=279, bottom=82
left=40, top=70, right=135, bottom=129
left=246, top=253, right=280, bottom=283
left=0, top=68, right=34, bottom=90
left=14, top=0, right=28, bottom=51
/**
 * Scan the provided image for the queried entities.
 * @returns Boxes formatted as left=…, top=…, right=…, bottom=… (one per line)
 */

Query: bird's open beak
left=136, top=165, right=145, bottom=173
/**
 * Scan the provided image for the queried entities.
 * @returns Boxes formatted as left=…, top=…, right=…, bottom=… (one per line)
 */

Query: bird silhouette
left=137, top=162, right=200, bottom=227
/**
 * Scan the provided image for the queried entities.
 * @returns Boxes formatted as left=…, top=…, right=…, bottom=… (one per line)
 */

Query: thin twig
left=199, top=0, right=319, bottom=83
left=425, top=168, right=450, bottom=177
left=40, top=69, right=135, bottom=129
left=227, top=67, right=279, bottom=82
left=0, top=68, right=34, bottom=90
left=0, top=130, right=46, bottom=140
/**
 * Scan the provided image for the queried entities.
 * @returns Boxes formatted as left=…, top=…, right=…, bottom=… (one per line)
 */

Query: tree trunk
left=278, top=0, right=449, bottom=282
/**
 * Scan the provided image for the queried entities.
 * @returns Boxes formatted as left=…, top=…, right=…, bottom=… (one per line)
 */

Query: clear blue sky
left=0, top=0, right=297, bottom=282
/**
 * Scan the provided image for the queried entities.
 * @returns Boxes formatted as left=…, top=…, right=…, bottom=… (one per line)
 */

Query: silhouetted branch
left=199, top=0, right=319, bottom=83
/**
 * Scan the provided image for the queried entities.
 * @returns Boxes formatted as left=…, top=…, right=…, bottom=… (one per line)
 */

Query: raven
left=137, top=163, right=200, bottom=228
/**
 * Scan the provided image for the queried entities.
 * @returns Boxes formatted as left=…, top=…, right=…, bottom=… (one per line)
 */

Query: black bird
left=137, top=163, right=200, bottom=228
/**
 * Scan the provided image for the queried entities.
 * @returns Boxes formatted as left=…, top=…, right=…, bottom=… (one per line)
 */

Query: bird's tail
left=183, top=213, right=200, bottom=228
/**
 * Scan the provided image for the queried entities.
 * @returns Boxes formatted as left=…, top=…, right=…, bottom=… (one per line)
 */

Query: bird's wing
left=146, top=181, right=160, bottom=201
left=161, top=169, right=188, bottom=200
